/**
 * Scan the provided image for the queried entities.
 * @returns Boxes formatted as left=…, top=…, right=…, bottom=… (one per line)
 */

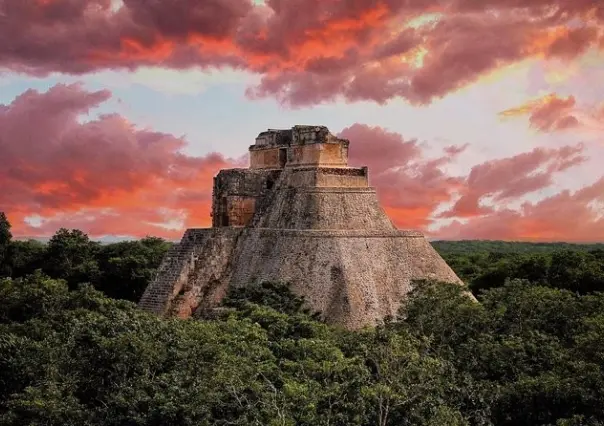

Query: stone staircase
left=137, top=233, right=198, bottom=315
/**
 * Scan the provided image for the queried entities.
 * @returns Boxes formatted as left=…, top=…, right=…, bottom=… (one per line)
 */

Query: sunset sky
left=1, top=0, right=603, bottom=242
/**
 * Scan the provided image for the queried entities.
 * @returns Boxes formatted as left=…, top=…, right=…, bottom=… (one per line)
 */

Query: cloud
left=444, top=144, right=469, bottom=156
left=0, top=83, right=234, bottom=239
left=596, top=103, right=604, bottom=121
left=88, top=67, right=258, bottom=95
left=339, top=124, right=594, bottom=242
left=1, top=85, right=598, bottom=242
left=2, top=101, right=464, bottom=237
left=337, top=125, right=590, bottom=238
left=1, top=0, right=602, bottom=106
left=499, top=93, right=580, bottom=132
left=340, top=124, right=464, bottom=229
left=500, top=93, right=604, bottom=134
left=440, top=144, right=587, bottom=218
left=436, top=178, right=604, bottom=242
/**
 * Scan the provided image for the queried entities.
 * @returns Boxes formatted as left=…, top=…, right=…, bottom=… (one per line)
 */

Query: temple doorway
left=279, top=148, right=287, bottom=168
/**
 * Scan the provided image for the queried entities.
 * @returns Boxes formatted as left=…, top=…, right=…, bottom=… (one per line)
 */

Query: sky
left=0, top=0, right=603, bottom=242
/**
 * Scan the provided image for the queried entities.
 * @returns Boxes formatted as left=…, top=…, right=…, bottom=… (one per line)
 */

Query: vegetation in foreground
left=1, top=213, right=604, bottom=425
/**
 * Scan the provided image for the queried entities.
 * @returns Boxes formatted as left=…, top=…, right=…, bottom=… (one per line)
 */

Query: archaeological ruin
left=138, top=125, right=463, bottom=329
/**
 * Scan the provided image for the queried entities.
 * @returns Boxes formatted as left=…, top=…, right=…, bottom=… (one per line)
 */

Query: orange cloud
left=340, top=124, right=464, bottom=229
left=0, top=83, right=235, bottom=239
left=437, top=178, right=604, bottom=242
left=1, top=0, right=602, bottom=105
left=500, top=93, right=604, bottom=134
left=440, top=144, right=587, bottom=218
left=500, top=93, right=581, bottom=132
left=1, top=85, right=598, bottom=242
left=542, top=26, right=601, bottom=59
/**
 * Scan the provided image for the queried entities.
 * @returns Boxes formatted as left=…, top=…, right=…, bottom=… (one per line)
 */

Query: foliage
left=2, top=271, right=604, bottom=425
left=5, top=239, right=46, bottom=279
left=223, top=281, right=320, bottom=318
left=433, top=246, right=604, bottom=294
left=44, top=228, right=102, bottom=289
left=94, top=236, right=172, bottom=302
left=399, top=279, right=604, bottom=425
left=432, top=240, right=604, bottom=255
left=0, top=212, right=12, bottom=276
left=1, top=215, right=604, bottom=425
left=0, top=216, right=171, bottom=303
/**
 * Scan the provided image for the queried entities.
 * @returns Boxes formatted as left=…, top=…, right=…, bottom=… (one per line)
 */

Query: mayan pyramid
left=138, top=125, right=462, bottom=329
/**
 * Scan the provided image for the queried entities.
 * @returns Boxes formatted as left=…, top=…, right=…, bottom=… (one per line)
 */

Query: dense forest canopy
left=1, top=212, right=604, bottom=425
left=432, top=240, right=604, bottom=254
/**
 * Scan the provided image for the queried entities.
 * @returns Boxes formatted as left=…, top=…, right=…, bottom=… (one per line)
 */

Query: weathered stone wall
left=168, top=228, right=243, bottom=317
left=315, top=167, right=368, bottom=187
left=254, top=128, right=293, bottom=147
left=249, top=126, right=350, bottom=169
left=287, top=143, right=348, bottom=167
left=229, top=228, right=460, bottom=329
left=212, top=168, right=281, bottom=227
left=254, top=125, right=347, bottom=148
left=253, top=167, right=392, bottom=230
left=254, top=188, right=395, bottom=230
left=138, top=228, right=244, bottom=317
left=138, top=236, right=196, bottom=315
left=140, top=224, right=462, bottom=329
left=277, top=167, right=368, bottom=188
left=250, top=143, right=349, bottom=169
left=291, top=125, right=348, bottom=146
left=249, top=147, right=282, bottom=169
left=224, top=196, right=256, bottom=227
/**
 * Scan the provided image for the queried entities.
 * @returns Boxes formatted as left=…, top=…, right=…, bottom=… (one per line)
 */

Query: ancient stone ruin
left=139, top=125, right=462, bottom=329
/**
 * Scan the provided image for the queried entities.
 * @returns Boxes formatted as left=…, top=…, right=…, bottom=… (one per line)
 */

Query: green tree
left=94, top=236, right=171, bottom=302
left=223, top=281, right=316, bottom=317
left=6, top=239, right=46, bottom=278
left=43, top=228, right=100, bottom=288
left=3, top=245, right=604, bottom=425
left=0, top=212, right=12, bottom=277
left=358, top=327, right=468, bottom=426
left=401, top=279, right=604, bottom=426
left=548, top=250, right=604, bottom=294
left=0, top=273, right=278, bottom=425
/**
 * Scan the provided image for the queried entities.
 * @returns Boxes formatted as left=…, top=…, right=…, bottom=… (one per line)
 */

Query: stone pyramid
left=139, top=125, right=462, bottom=329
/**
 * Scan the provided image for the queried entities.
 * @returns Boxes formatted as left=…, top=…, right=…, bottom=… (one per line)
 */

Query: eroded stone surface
left=250, top=125, right=350, bottom=169
left=138, top=126, right=462, bottom=329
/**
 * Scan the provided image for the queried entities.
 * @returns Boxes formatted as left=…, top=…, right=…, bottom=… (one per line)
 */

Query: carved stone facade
left=249, top=125, right=349, bottom=169
left=210, top=169, right=281, bottom=227
left=138, top=125, right=463, bottom=329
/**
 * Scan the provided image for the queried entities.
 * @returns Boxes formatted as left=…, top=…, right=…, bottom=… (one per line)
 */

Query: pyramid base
left=139, top=227, right=461, bottom=329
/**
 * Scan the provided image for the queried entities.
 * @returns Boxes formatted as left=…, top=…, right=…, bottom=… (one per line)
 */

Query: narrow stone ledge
left=293, top=187, right=376, bottom=193
left=248, top=228, right=425, bottom=238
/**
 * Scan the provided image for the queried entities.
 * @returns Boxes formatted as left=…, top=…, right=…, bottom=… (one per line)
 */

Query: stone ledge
left=247, top=228, right=425, bottom=238
left=178, top=227, right=424, bottom=238
left=181, top=228, right=243, bottom=243
left=286, top=166, right=366, bottom=175
left=291, top=187, right=376, bottom=193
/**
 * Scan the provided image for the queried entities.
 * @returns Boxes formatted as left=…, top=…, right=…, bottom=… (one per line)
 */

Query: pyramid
left=138, top=125, right=462, bottom=329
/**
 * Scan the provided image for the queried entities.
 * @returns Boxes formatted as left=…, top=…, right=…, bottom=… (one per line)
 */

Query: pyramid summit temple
left=139, top=125, right=462, bottom=329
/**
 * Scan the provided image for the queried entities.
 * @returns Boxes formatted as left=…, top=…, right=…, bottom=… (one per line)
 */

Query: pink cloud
left=437, top=178, right=604, bottom=242
left=440, top=144, right=587, bottom=218
left=340, top=124, right=464, bottom=229
left=0, top=83, right=234, bottom=238
left=1, top=0, right=602, bottom=106
left=1, top=85, right=598, bottom=242
left=499, top=93, right=581, bottom=132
